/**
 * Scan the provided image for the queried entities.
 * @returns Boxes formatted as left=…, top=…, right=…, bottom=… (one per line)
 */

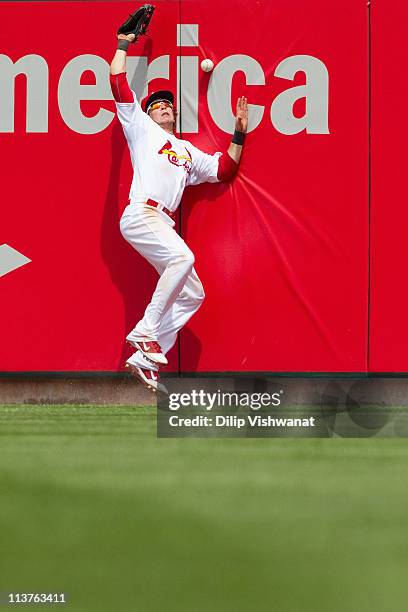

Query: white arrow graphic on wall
left=0, top=244, right=31, bottom=278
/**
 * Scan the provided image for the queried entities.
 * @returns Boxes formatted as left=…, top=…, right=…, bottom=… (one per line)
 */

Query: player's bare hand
left=117, top=33, right=136, bottom=43
left=235, top=96, right=248, bottom=133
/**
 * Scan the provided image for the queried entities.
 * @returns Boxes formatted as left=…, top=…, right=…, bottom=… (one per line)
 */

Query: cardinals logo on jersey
left=158, top=141, right=192, bottom=174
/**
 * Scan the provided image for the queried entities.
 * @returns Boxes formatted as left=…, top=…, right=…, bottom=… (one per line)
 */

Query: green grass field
left=1, top=404, right=408, bottom=611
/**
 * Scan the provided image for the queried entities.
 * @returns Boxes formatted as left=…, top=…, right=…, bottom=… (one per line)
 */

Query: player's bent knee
left=195, top=284, right=205, bottom=304
left=184, top=252, right=195, bottom=269
left=188, top=283, right=205, bottom=309
left=170, top=252, right=195, bottom=274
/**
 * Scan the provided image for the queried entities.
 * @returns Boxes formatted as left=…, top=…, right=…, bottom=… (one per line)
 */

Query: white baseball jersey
left=115, top=90, right=222, bottom=212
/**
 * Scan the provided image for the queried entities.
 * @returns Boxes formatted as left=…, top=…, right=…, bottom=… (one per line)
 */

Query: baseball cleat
left=126, top=336, right=168, bottom=365
left=125, top=362, right=167, bottom=394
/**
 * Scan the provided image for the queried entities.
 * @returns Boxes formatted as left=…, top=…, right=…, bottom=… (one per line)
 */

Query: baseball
left=201, top=59, right=214, bottom=73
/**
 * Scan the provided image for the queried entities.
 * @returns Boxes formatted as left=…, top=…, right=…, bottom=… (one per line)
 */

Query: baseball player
left=109, top=11, right=248, bottom=392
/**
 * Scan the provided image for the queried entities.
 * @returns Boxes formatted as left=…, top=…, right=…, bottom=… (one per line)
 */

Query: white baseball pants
left=120, top=205, right=205, bottom=370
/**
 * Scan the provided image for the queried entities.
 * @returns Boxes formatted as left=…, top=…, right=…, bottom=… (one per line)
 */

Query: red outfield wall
left=0, top=0, right=389, bottom=374
left=369, top=0, right=408, bottom=373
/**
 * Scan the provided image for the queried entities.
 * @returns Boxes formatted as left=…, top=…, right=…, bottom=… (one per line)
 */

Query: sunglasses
left=148, top=100, right=174, bottom=112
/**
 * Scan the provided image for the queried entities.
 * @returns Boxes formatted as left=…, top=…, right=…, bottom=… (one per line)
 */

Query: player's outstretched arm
left=228, top=96, right=248, bottom=163
left=217, top=97, right=248, bottom=181
left=110, top=33, right=135, bottom=75
left=109, top=33, right=136, bottom=103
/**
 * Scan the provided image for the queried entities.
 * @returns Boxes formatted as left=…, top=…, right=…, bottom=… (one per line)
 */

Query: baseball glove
left=117, top=4, right=155, bottom=42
